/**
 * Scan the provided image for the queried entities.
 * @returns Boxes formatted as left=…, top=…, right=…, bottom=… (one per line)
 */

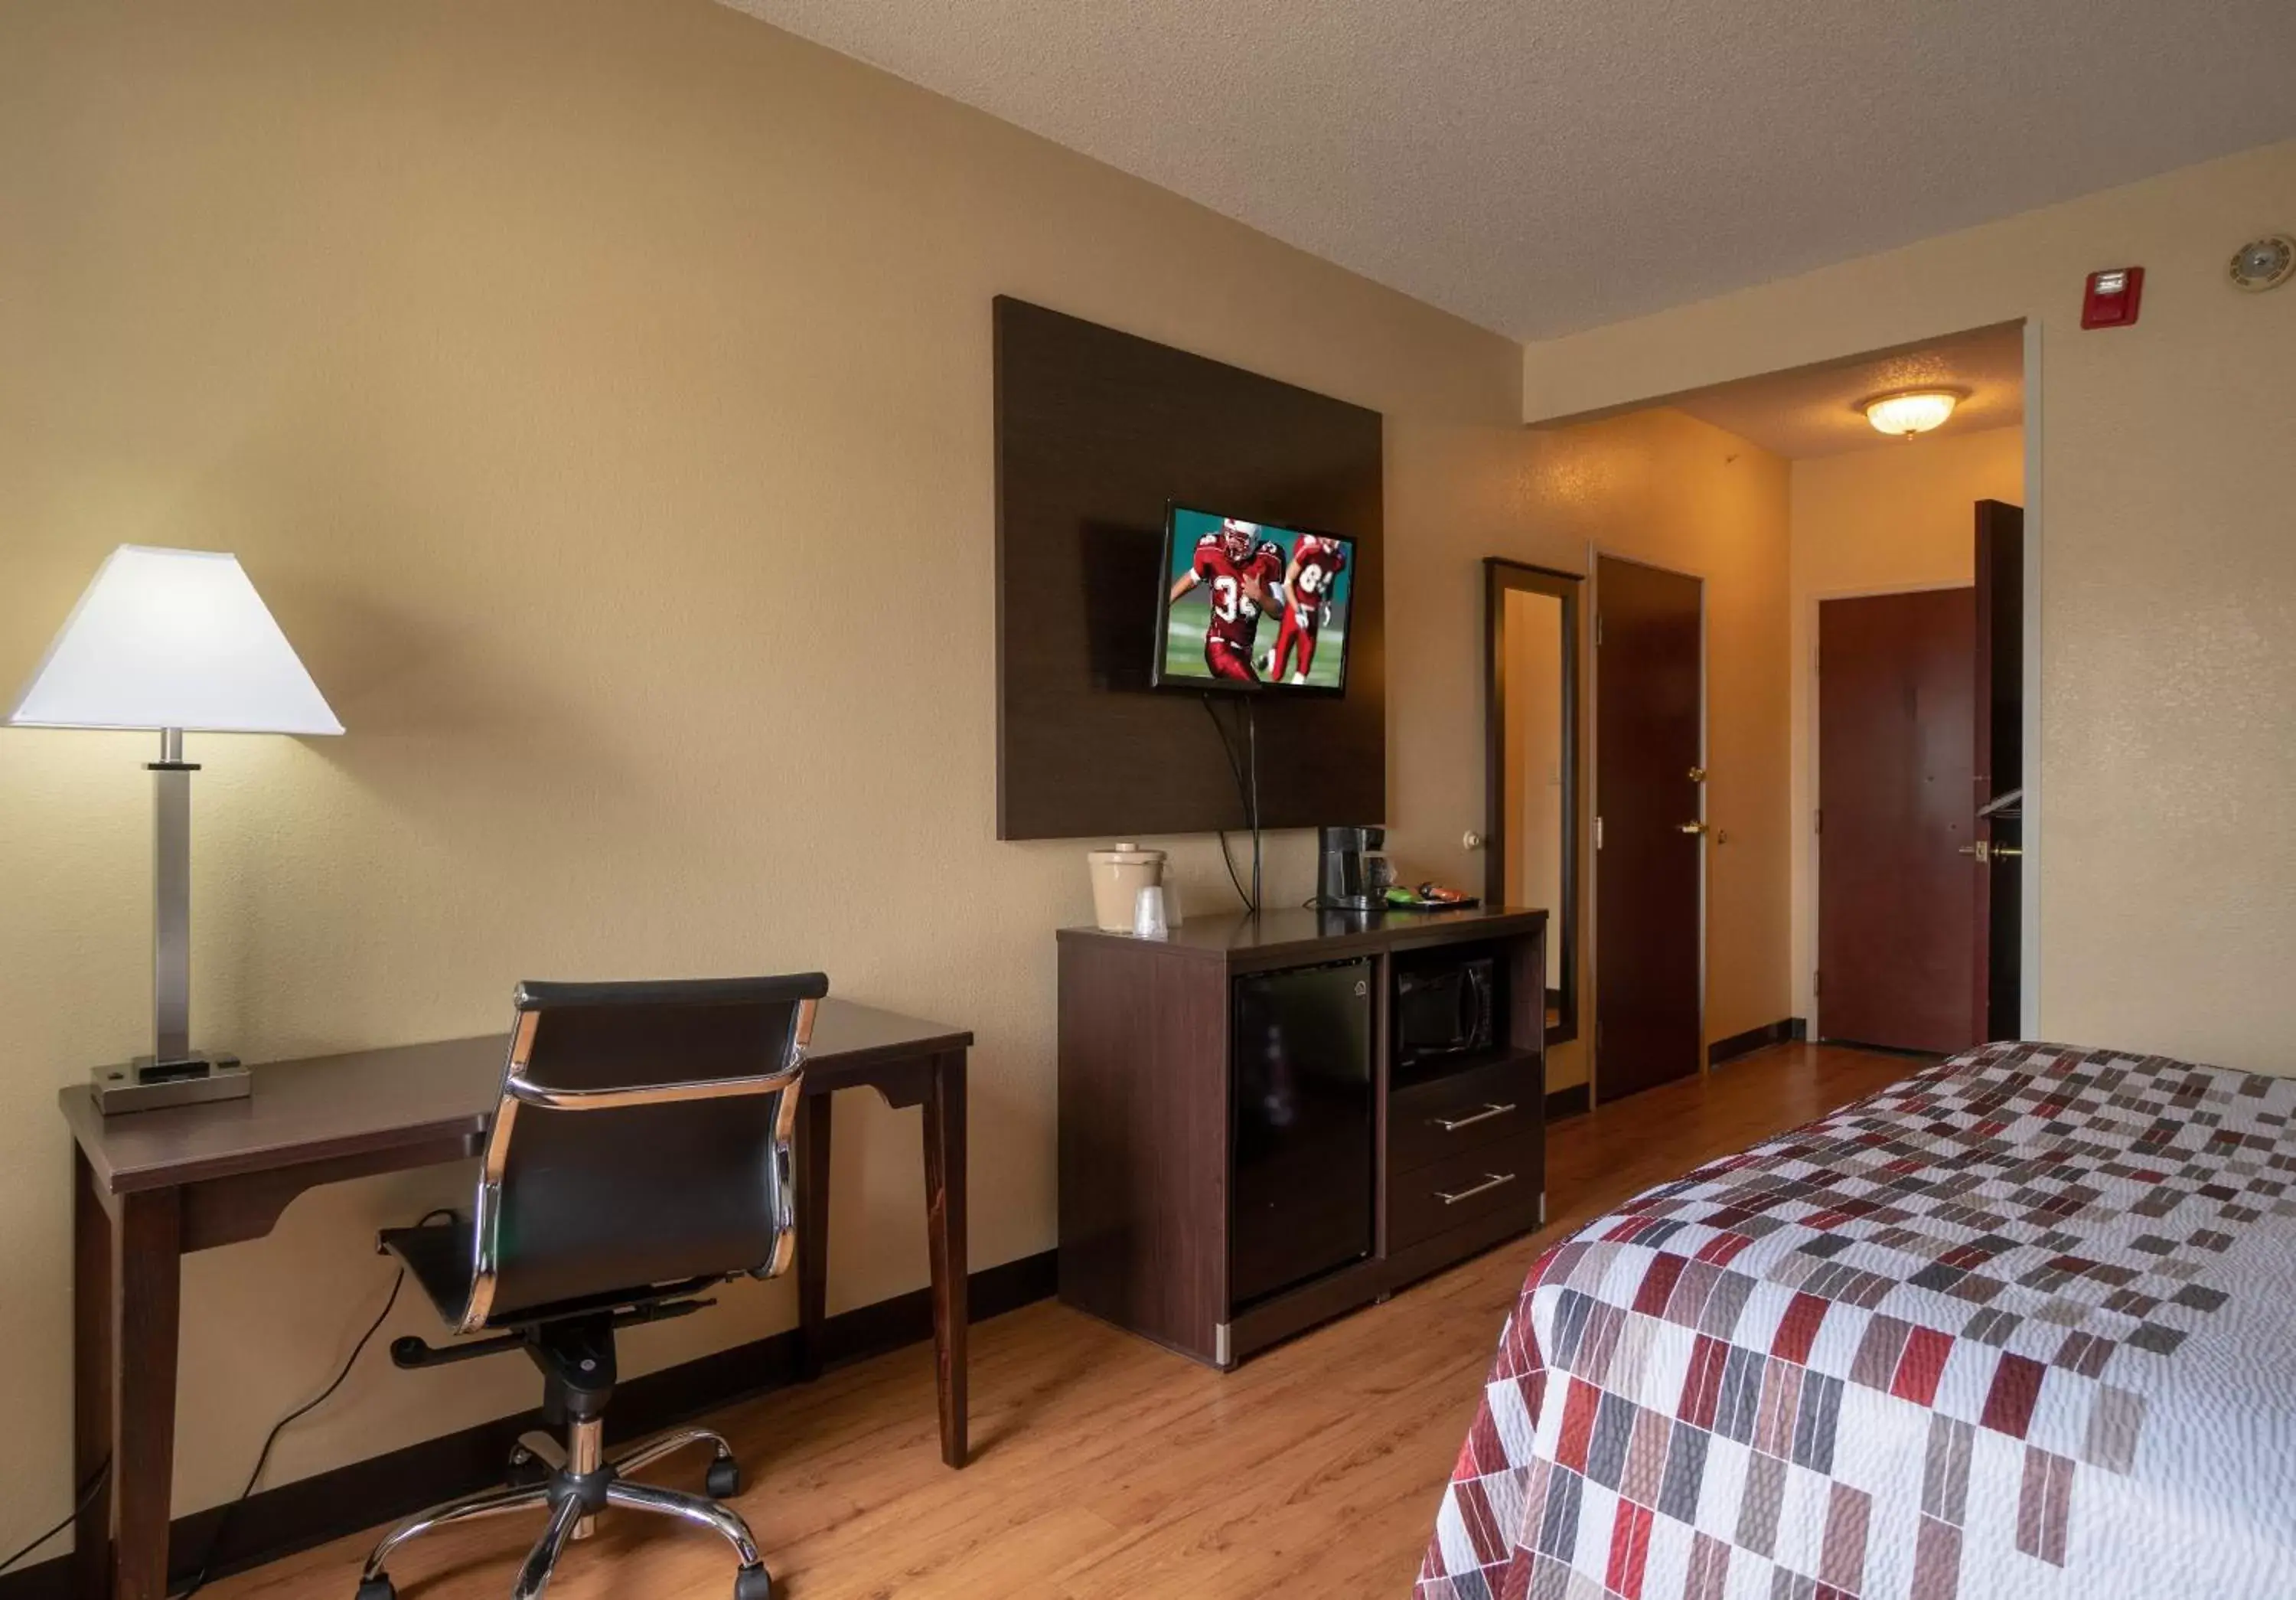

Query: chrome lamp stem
left=89, top=728, right=248, bottom=1112
left=151, top=726, right=194, bottom=1065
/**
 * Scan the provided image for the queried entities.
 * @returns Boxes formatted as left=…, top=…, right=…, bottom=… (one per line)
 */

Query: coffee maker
left=1317, top=825, right=1394, bottom=911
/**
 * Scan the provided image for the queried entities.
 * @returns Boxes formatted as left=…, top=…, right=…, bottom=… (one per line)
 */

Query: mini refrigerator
left=1229, top=957, right=1376, bottom=1308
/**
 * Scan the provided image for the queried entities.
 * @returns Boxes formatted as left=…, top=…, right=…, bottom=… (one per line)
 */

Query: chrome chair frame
left=359, top=987, right=817, bottom=1600
left=458, top=996, right=814, bottom=1334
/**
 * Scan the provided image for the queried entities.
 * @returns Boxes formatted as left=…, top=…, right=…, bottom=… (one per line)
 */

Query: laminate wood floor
left=210, top=1043, right=1913, bottom=1600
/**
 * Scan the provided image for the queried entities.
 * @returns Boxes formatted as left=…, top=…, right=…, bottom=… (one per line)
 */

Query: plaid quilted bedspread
left=1417, top=1041, right=2296, bottom=1599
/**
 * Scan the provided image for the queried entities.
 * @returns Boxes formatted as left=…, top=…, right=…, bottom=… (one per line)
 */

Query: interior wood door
left=1817, top=587, right=1978, bottom=1053
left=1594, top=555, right=1704, bottom=1100
left=1973, top=500, right=2025, bottom=1041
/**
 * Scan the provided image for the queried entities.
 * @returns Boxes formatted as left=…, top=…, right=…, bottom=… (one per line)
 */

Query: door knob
left=1958, top=841, right=2023, bottom=863
left=1688, top=766, right=1708, bottom=782
left=1678, top=821, right=1710, bottom=836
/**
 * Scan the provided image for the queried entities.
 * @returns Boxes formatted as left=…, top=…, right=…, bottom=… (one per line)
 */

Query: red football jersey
left=1288, top=535, right=1347, bottom=623
left=1192, top=535, right=1283, bottom=652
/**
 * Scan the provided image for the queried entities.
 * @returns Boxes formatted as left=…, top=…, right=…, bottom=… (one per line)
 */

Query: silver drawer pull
left=1433, top=1102, right=1517, bottom=1132
left=1436, top=1171, right=1518, bottom=1206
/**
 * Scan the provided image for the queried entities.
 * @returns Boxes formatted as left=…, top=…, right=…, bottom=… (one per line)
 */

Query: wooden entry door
left=1972, top=500, right=2025, bottom=1041
left=1594, top=555, right=1704, bottom=1100
left=1817, top=587, right=1978, bottom=1052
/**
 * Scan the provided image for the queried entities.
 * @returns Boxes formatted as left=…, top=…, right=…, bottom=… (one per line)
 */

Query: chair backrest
left=461, top=973, right=826, bottom=1331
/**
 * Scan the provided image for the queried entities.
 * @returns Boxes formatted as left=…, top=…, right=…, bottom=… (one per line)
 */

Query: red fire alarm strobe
left=2082, top=266, right=2144, bottom=329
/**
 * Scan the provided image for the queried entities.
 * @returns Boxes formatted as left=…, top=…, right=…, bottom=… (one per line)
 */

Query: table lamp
left=7, top=545, right=343, bottom=1112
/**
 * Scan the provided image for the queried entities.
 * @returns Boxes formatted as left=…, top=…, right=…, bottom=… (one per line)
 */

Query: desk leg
left=921, top=1050, right=967, bottom=1468
left=72, top=1148, right=114, bottom=1600
left=795, top=1094, right=832, bottom=1382
left=112, top=1190, right=181, bottom=1600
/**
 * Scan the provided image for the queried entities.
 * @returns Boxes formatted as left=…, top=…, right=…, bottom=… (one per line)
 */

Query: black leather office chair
left=356, top=974, right=826, bottom=1600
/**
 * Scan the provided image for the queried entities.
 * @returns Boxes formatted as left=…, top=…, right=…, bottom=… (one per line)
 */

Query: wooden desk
left=60, top=999, right=972, bottom=1600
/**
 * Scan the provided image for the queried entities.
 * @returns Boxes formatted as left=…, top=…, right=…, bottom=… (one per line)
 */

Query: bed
left=1417, top=1040, right=2296, bottom=1598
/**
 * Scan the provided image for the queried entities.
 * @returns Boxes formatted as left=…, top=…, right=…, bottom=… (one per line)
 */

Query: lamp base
left=91, top=1053, right=250, bottom=1115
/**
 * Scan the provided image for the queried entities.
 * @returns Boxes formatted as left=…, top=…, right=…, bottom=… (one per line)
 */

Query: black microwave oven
left=1392, top=948, right=1503, bottom=1085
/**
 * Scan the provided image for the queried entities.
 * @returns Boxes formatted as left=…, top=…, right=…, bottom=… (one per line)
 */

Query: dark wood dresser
left=1056, top=905, right=1547, bottom=1367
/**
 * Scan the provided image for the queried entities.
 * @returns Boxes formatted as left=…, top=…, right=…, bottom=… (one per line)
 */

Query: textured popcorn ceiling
left=726, top=1, right=2296, bottom=340
left=1664, top=322, right=2025, bottom=460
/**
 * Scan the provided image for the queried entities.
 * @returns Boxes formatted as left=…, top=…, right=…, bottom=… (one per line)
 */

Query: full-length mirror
left=1485, top=560, right=1582, bottom=1045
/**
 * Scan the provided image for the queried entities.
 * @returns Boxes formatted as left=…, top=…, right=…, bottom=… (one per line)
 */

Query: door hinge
left=1813, top=808, right=1822, bottom=835
left=1595, top=613, right=1604, bottom=646
left=1813, top=969, right=1821, bottom=998
left=1594, top=815, right=1604, bottom=851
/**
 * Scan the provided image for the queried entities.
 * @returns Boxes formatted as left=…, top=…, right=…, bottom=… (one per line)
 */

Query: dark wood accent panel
left=1483, top=558, right=1583, bottom=1045
left=1387, top=1133, right=1543, bottom=1253
left=993, top=296, right=1385, bottom=840
left=1593, top=555, right=1706, bottom=1100
left=2, top=1252, right=1057, bottom=1600
left=1707, top=1017, right=1807, bottom=1068
left=1973, top=499, right=2025, bottom=1042
left=1817, top=588, right=1979, bottom=1053
left=1389, top=1053, right=1544, bottom=1173
left=1055, top=939, right=1228, bottom=1363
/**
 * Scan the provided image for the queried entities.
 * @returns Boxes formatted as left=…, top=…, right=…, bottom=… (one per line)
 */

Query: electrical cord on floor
left=0, top=1455, right=112, bottom=1576
left=168, top=1208, right=457, bottom=1600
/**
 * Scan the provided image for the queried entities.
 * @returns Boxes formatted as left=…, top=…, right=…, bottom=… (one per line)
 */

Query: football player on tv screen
left=1168, top=517, right=1284, bottom=683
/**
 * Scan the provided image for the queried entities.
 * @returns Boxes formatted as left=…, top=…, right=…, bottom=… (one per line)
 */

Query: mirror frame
left=1483, top=558, right=1583, bottom=1047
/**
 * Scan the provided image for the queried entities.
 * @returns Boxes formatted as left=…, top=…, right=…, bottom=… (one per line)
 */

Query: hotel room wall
left=1787, top=427, right=2027, bottom=1026
left=0, top=0, right=1525, bottom=1525
left=1522, top=138, right=2296, bottom=1076
left=1386, top=407, right=1795, bottom=1095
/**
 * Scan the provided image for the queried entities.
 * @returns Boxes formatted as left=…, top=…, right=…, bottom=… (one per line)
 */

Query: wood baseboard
left=1544, top=1083, right=1590, bottom=1122
left=1707, top=1017, right=1806, bottom=1067
left=0, top=1250, right=1058, bottom=1600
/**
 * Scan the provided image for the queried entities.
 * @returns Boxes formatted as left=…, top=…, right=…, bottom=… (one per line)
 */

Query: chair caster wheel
left=357, top=1575, right=396, bottom=1600
left=706, top=1456, right=742, bottom=1499
left=733, top=1563, right=774, bottom=1600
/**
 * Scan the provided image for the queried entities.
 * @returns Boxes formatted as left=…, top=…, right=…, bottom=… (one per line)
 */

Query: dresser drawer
left=1388, top=1133, right=1541, bottom=1252
left=1389, top=1054, right=1542, bottom=1173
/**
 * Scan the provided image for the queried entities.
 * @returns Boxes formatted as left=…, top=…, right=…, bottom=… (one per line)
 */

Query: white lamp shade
left=7, top=545, right=343, bottom=734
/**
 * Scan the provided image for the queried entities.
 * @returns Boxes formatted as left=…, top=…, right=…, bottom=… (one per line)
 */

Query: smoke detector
left=2229, top=234, right=2294, bottom=292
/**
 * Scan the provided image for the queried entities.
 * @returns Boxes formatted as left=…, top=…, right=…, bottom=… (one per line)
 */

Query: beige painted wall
left=0, top=0, right=1528, bottom=1536
left=1789, top=427, right=2027, bottom=1022
left=1391, top=407, right=1795, bottom=1094
left=1525, top=139, right=2296, bottom=1075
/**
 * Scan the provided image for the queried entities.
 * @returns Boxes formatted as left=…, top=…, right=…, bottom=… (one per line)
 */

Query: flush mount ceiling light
left=1861, top=388, right=1964, bottom=439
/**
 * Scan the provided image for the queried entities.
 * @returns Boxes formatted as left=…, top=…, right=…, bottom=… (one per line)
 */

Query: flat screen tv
left=1152, top=504, right=1356, bottom=695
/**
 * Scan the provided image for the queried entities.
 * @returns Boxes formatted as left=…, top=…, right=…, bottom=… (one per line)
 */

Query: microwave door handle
left=1460, top=969, right=1482, bottom=1046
